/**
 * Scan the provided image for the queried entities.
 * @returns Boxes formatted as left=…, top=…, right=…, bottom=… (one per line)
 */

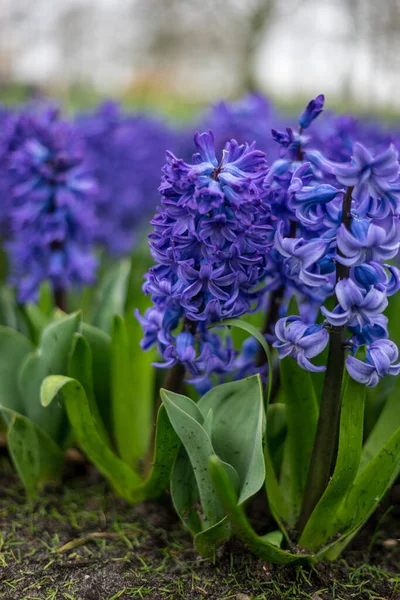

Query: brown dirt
left=0, top=454, right=399, bottom=600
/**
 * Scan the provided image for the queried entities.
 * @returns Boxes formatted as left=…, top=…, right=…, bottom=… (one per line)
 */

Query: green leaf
left=194, top=517, right=232, bottom=558
left=41, top=375, right=142, bottom=497
left=38, top=281, right=54, bottom=317
left=0, top=287, right=19, bottom=330
left=0, top=327, right=34, bottom=419
left=111, top=315, right=155, bottom=472
left=18, top=312, right=81, bottom=442
left=279, top=357, right=319, bottom=524
left=299, top=376, right=366, bottom=551
left=171, top=447, right=203, bottom=534
left=197, top=376, right=265, bottom=505
left=211, top=319, right=273, bottom=403
left=166, top=376, right=265, bottom=555
left=162, top=388, right=239, bottom=529
left=125, top=311, right=155, bottom=463
left=264, top=444, right=290, bottom=536
left=208, top=455, right=315, bottom=565
left=91, top=260, right=130, bottom=333
left=131, top=404, right=181, bottom=503
left=22, top=304, right=51, bottom=345
left=0, top=407, right=63, bottom=499
left=81, top=323, right=112, bottom=432
left=320, top=423, right=400, bottom=561
left=41, top=376, right=179, bottom=504
left=360, top=375, right=400, bottom=470
left=266, top=403, right=287, bottom=474
left=68, top=334, right=112, bottom=448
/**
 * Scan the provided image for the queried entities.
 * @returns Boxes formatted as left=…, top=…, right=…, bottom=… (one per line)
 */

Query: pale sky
left=1, top=0, right=398, bottom=108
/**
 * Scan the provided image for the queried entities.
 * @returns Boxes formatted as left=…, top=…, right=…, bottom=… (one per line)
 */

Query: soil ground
left=1, top=455, right=400, bottom=600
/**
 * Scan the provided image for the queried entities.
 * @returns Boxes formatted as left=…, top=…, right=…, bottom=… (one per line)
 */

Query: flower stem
left=256, top=286, right=284, bottom=367
left=161, top=362, right=186, bottom=394
left=54, top=288, right=67, bottom=312
left=297, top=186, right=353, bottom=534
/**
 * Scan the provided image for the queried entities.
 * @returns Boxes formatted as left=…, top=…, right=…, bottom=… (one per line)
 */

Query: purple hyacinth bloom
left=346, top=339, right=400, bottom=387
left=288, top=162, right=343, bottom=226
left=273, top=316, right=329, bottom=372
left=336, top=217, right=400, bottom=267
left=335, top=143, right=400, bottom=206
left=298, top=94, right=325, bottom=130
left=3, top=106, right=98, bottom=302
left=352, top=262, right=400, bottom=297
left=139, top=129, right=272, bottom=382
left=349, top=314, right=388, bottom=346
left=321, top=278, right=388, bottom=328
left=77, top=101, right=174, bottom=256
left=145, top=130, right=271, bottom=323
left=275, top=223, right=332, bottom=287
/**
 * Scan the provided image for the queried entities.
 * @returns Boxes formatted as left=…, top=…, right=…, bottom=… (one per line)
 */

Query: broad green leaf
left=22, top=304, right=50, bottom=345
left=81, top=322, right=112, bottom=431
left=68, top=334, right=111, bottom=448
left=197, top=376, right=265, bottom=505
left=267, top=403, right=287, bottom=474
left=41, top=377, right=179, bottom=504
left=162, top=388, right=240, bottom=529
left=91, top=260, right=130, bottom=333
left=111, top=315, right=154, bottom=472
left=7, top=412, right=40, bottom=499
left=360, top=375, right=400, bottom=470
left=0, top=407, right=63, bottom=499
left=171, top=447, right=203, bottom=534
left=132, top=404, right=181, bottom=503
left=264, top=444, right=290, bottom=536
left=321, top=423, right=400, bottom=560
left=124, top=249, right=153, bottom=314
left=41, top=375, right=142, bottom=497
left=299, top=376, right=366, bottom=551
left=18, top=312, right=81, bottom=442
left=279, top=357, right=318, bottom=524
left=125, top=310, right=155, bottom=463
left=0, top=287, right=18, bottom=330
left=386, top=293, right=400, bottom=348
left=263, top=530, right=284, bottom=547
left=208, top=455, right=315, bottom=565
left=194, top=517, right=232, bottom=558
left=0, top=327, right=34, bottom=418
left=38, top=281, right=54, bottom=317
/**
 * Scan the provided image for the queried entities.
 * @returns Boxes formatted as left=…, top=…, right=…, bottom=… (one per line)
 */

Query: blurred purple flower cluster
left=0, top=103, right=98, bottom=302
left=76, top=101, right=174, bottom=256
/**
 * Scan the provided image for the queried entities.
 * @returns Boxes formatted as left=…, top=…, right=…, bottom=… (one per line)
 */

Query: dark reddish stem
left=54, top=288, right=67, bottom=312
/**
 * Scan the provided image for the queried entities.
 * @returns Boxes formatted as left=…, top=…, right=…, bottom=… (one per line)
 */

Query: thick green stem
left=297, top=186, right=354, bottom=534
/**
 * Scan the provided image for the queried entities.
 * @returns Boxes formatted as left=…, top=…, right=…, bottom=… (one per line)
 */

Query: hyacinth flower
left=257, top=95, right=345, bottom=361
left=346, top=339, right=400, bottom=387
left=138, top=130, right=272, bottom=392
left=270, top=136, right=400, bottom=532
left=2, top=105, right=98, bottom=306
left=274, top=316, right=329, bottom=372
left=76, top=101, right=175, bottom=256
